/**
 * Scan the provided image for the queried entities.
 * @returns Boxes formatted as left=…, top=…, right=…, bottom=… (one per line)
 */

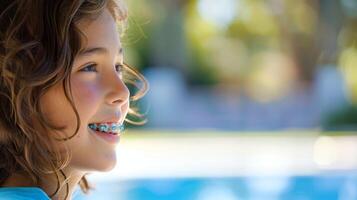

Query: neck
left=2, top=168, right=85, bottom=200
left=42, top=168, right=85, bottom=200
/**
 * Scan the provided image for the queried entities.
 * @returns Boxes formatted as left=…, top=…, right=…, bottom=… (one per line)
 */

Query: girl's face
left=39, top=9, right=129, bottom=172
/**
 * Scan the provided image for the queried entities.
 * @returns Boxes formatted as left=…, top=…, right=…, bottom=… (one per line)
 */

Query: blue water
left=81, top=173, right=357, bottom=200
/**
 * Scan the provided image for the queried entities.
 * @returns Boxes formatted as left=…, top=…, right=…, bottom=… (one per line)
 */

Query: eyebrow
left=78, top=47, right=123, bottom=56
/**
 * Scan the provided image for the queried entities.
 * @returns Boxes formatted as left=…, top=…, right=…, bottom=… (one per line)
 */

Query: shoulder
left=0, top=187, right=50, bottom=200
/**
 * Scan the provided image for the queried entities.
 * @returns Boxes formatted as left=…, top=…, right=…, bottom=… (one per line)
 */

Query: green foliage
left=322, top=105, right=357, bottom=131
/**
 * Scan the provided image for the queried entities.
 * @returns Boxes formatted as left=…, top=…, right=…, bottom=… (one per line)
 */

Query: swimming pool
left=75, top=133, right=357, bottom=200
left=81, top=173, right=357, bottom=200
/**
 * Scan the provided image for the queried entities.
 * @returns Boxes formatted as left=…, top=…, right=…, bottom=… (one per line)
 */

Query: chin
left=96, top=158, right=117, bottom=172
left=76, top=156, right=117, bottom=172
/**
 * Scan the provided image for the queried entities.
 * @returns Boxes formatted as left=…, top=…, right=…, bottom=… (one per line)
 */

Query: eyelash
left=79, top=63, right=124, bottom=74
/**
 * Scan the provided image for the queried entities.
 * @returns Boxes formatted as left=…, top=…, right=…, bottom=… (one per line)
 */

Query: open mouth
left=88, top=122, right=124, bottom=135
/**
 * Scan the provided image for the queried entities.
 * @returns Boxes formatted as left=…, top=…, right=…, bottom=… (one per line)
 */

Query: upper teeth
left=88, top=122, right=124, bottom=134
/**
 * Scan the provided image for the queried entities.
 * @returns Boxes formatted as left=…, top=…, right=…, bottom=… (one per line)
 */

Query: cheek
left=40, top=84, right=71, bottom=125
left=72, top=84, right=100, bottom=109
left=39, top=80, right=102, bottom=131
left=72, top=80, right=102, bottom=120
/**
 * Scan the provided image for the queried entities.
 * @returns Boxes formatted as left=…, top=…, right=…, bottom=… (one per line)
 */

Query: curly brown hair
left=0, top=0, right=148, bottom=197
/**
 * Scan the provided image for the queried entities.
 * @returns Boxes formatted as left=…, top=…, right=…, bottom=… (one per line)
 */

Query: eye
left=79, top=63, right=97, bottom=72
left=115, top=64, right=124, bottom=79
left=78, top=63, right=123, bottom=75
left=115, top=63, right=124, bottom=73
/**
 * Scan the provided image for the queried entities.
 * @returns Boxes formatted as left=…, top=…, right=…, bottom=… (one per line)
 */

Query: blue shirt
left=0, top=187, right=50, bottom=200
left=0, top=186, right=85, bottom=200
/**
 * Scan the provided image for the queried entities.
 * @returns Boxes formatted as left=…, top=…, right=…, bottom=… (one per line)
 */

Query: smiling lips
left=88, top=122, right=124, bottom=135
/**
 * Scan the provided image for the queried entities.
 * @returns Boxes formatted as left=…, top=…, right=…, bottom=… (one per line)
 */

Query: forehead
left=76, top=9, right=122, bottom=54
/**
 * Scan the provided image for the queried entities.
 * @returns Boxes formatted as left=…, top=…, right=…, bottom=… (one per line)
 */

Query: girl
left=0, top=0, right=148, bottom=199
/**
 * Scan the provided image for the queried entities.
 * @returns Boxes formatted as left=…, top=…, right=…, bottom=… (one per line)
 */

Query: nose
left=104, top=71, right=130, bottom=106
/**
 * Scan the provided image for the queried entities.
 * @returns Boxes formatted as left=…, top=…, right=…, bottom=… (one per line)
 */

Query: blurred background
left=84, top=0, right=357, bottom=199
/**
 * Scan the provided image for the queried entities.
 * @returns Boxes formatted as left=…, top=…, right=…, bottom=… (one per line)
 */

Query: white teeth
left=88, top=122, right=124, bottom=135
